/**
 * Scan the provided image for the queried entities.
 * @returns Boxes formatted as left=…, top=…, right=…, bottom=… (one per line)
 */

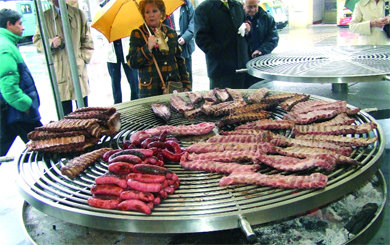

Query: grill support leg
left=238, top=215, right=257, bottom=243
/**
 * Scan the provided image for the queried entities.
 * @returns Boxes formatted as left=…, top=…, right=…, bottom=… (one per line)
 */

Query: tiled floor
left=1, top=24, right=389, bottom=244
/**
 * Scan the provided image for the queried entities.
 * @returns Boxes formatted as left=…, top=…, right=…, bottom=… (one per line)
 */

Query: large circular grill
left=246, top=45, right=390, bottom=83
left=16, top=91, right=385, bottom=234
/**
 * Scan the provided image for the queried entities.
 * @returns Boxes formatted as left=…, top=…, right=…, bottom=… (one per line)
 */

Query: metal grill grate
left=247, top=45, right=390, bottom=83
left=16, top=92, right=385, bottom=233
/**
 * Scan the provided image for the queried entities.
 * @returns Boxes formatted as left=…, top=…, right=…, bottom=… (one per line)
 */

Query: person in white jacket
left=104, top=37, right=139, bottom=103
left=349, top=0, right=390, bottom=45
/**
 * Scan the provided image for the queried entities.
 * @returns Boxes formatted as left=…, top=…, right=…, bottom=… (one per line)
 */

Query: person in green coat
left=0, top=9, right=42, bottom=156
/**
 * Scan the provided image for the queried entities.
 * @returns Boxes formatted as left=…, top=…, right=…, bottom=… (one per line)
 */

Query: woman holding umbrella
left=127, top=0, right=191, bottom=98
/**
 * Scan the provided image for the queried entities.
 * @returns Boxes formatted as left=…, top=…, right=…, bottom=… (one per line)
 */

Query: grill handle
left=238, top=215, right=257, bottom=243
left=235, top=68, right=248, bottom=74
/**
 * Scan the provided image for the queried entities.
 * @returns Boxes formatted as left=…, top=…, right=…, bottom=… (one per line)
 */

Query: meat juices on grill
left=183, top=151, right=260, bottom=162
left=248, top=87, right=270, bottom=103
left=217, top=110, right=270, bottom=127
left=271, top=135, right=353, bottom=156
left=207, top=134, right=271, bottom=144
left=236, top=119, right=295, bottom=130
left=151, top=103, right=171, bottom=121
left=60, top=147, right=112, bottom=179
left=293, top=122, right=377, bottom=135
left=309, top=113, right=355, bottom=127
left=257, top=154, right=337, bottom=171
left=180, top=158, right=260, bottom=174
left=169, top=94, right=194, bottom=113
left=219, top=172, right=328, bottom=189
left=273, top=146, right=359, bottom=164
left=295, top=134, right=378, bottom=147
left=186, top=142, right=275, bottom=154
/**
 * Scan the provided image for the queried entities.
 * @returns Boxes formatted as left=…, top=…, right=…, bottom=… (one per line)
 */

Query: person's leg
left=13, top=121, right=43, bottom=143
left=185, top=57, right=193, bottom=87
left=209, top=75, right=235, bottom=90
left=62, top=100, right=73, bottom=116
left=0, top=113, right=17, bottom=156
left=122, top=62, right=139, bottom=100
left=107, top=62, right=122, bottom=104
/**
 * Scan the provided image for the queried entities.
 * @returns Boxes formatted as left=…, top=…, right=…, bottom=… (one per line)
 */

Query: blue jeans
left=107, top=62, right=139, bottom=103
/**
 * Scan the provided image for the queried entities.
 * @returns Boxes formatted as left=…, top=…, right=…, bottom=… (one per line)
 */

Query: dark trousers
left=209, top=73, right=247, bottom=90
left=62, top=96, right=88, bottom=116
left=107, top=62, right=139, bottom=103
left=0, top=118, right=42, bottom=156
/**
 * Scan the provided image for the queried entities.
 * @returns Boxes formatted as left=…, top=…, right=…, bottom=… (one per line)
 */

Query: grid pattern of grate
left=247, top=46, right=390, bottom=81
left=16, top=93, right=385, bottom=233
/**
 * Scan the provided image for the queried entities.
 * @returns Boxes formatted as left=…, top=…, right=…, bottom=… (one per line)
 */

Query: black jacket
left=194, top=0, right=249, bottom=79
left=246, top=7, right=279, bottom=55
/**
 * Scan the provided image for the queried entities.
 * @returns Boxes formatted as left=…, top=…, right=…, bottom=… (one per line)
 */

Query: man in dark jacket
left=244, top=0, right=279, bottom=58
left=0, top=9, right=42, bottom=156
left=195, top=0, right=250, bottom=89
left=243, top=0, right=279, bottom=88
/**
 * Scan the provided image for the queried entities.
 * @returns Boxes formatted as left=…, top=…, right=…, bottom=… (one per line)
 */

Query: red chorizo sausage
left=161, top=149, right=182, bottom=162
left=127, top=173, right=166, bottom=183
left=132, top=164, right=171, bottom=175
left=102, top=149, right=122, bottom=162
left=120, top=190, right=155, bottom=202
left=117, top=199, right=152, bottom=215
left=95, top=174, right=127, bottom=188
left=90, top=184, right=123, bottom=196
left=109, top=154, right=142, bottom=164
left=88, top=197, right=119, bottom=209
left=127, top=179, right=162, bottom=193
left=108, top=162, right=134, bottom=175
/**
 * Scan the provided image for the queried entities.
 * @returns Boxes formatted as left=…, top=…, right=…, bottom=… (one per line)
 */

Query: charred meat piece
left=248, top=88, right=270, bottom=103
left=186, top=91, right=203, bottom=105
left=26, top=135, right=99, bottom=153
left=170, top=94, right=194, bottom=113
left=214, top=88, right=230, bottom=102
left=280, top=94, right=310, bottom=111
left=34, top=119, right=103, bottom=138
left=60, top=148, right=112, bottom=179
left=151, top=103, right=171, bottom=121
left=236, top=119, right=295, bottom=130
left=226, top=88, right=244, bottom=102
left=184, top=107, right=203, bottom=119
left=203, top=90, right=218, bottom=103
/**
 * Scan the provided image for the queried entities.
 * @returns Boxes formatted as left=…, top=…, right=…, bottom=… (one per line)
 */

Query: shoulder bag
left=139, top=29, right=184, bottom=94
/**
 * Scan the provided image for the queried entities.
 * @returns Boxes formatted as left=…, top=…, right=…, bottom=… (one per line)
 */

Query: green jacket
left=0, top=28, right=41, bottom=123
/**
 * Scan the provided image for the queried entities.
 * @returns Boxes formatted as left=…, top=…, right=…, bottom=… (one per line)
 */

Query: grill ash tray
left=17, top=92, right=386, bottom=236
left=21, top=171, right=387, bottom=244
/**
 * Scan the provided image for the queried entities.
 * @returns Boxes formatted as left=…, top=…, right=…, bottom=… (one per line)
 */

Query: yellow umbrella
left=91, top=0, right=184, bottom=42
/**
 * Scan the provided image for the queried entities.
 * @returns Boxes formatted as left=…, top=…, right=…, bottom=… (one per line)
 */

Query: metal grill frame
left=246, top=45, right=390, bottom=83
left=17, top=91, right=386, bottom=233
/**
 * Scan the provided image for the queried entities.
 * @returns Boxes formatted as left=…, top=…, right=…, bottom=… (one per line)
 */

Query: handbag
left=384, top=1, right=390, bottom=38
left=139, top=28, right=184, bottom=94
